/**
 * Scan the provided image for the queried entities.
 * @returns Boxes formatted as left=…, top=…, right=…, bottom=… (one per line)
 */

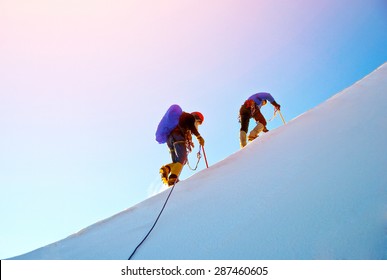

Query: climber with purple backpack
left=155, top=105, right=205, bottom=186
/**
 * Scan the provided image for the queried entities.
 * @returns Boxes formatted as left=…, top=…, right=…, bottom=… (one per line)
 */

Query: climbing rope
left=127, top=180, right=177, bottom=260
left=128, top=134, right=209, bottom=259
left=266, top=108, right=278, bottom=122
left=186, top=145, right=202, bottom=171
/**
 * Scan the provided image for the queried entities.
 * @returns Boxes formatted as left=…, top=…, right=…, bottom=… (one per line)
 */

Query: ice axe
left=270, top=108, right=286, bottom=125
left=201, top=145, right=209, bottom=168
left=278, top=110, right=286, bottom=124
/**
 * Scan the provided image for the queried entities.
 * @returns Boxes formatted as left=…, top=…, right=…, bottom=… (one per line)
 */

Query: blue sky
left=1, top=0, right=386, bottom=259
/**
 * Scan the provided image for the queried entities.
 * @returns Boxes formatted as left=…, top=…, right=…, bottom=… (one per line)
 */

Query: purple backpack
left=155, top=104, right=183, bottom=144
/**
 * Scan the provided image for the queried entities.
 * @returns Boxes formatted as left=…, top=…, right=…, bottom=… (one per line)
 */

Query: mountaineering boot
left=240, top=131, right=247, bottom=148
left=159, top=165, right=171, bottom=185
left=167, top=162, right=183, bottom=186
left=248, top=134, right=258, bottom=142
left=248, top=122, right=264, bottom=142
left=168, top=174, right=179, bottom=186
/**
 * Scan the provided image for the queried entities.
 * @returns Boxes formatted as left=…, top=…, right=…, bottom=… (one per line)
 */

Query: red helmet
left=191, top=111, right=204, bottom=123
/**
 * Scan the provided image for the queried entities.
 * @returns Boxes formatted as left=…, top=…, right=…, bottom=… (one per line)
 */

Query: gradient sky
left=1, top=0, right=386, bottom=259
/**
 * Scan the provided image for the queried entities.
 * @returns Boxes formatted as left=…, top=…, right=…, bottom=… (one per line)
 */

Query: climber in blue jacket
left=239, top=92, right=281, bottom=148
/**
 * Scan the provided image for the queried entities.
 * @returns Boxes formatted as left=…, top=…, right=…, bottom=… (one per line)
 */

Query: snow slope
left=10, top=63, right=387, bottom=260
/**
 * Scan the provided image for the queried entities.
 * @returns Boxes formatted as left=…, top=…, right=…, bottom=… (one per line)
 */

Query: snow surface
left=10, top=63, right=387, bottom=260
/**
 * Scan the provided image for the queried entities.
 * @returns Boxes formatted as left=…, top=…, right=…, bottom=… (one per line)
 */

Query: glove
left=197, top=135, right=205, bottom=146
left=272, top=101, right=281, bottom=111
left=263, top=127, right=269, bottom=133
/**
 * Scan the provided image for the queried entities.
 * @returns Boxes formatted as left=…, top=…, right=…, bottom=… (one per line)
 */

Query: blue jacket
left=248, top=92, right=276, bottom=108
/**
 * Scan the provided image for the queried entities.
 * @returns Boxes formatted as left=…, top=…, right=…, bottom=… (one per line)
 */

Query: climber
left=156, top=105, right=205, bottom=186
left=239, top=92, right=281, bottom=148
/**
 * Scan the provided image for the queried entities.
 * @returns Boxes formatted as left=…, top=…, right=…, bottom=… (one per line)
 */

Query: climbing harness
left=237, top=100, right=263, bottom=123
left=171, top=140, right=186, bottom=159
left=185, top=130, right=194, bottom=153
